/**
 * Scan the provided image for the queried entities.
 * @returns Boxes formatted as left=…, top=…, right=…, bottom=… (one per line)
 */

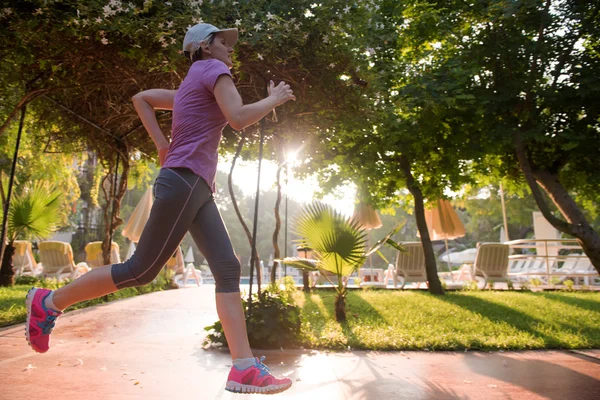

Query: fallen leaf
left=134, top=382, right=140, bottom=385
left=488, top=384, right=497, bottom=388
left=463, top=380, right=472, bottom=384
left=76, top=359, right=84, bottom=366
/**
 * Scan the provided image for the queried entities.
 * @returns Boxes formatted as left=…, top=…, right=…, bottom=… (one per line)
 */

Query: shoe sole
left=225, top=381, right=292, bottom=394
left=25, top=287, right=43, bottom=353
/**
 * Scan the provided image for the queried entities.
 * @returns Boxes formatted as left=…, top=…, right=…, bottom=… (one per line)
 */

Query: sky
left=217, top=156, right=357, bottom=217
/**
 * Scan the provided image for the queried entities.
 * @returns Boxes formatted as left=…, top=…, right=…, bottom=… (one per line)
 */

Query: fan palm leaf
left=294, top=202, right=367, bottom=276
left=8, top=181, right=62, bottom=242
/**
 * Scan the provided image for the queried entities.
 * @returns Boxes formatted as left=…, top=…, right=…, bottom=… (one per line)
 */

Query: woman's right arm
left=132, top=89, right=177, bottom=165
left=213, top=77, right=295, bottom=131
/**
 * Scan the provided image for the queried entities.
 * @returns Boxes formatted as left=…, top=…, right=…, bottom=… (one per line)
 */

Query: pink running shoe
left=225, top=356, right=292, bottom=394
left=25, top=288, right=62, bottom=353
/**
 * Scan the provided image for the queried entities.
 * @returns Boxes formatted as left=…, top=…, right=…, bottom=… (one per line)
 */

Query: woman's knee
left=212, top=257, right=241, bottom=293
left=111, top=256, right=162, bottom=289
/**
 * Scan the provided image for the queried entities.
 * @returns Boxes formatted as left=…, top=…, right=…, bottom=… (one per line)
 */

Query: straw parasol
left=122, top=187, right=153, bottom=257
left=353, top=203, right=383, bottom=283
left=421, top=199, right=466, bottom=273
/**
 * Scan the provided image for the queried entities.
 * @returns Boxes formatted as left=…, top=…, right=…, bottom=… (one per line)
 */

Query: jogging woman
left=25, top=23, right=295, bottom=395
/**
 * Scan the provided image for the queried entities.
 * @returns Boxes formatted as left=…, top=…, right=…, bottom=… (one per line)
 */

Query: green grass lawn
left=0, top=277, right=172, bottom=328
left=293, top=289, right=600, bottom=351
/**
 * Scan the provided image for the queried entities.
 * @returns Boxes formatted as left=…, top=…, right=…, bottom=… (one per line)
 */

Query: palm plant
left=280, top=202, right=402, bottom=322
left=0, top=181, right=62, bottom=286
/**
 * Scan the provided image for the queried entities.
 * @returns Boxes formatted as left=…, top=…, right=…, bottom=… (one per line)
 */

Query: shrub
left=462, top=280, right=479, bottom=291
left=506, top=279, right=514, bottom=290
left=204, top=276, right=302, bottom=349
left=530, top=278, right=543, bottom=288
left=563, top=279, right=575, bottom=291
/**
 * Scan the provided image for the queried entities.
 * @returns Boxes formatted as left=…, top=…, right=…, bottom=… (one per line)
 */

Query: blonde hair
left=183, top=33, right=216, bottom=63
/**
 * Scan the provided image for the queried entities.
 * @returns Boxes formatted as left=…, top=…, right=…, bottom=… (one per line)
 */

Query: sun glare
left=286, top=150, right=298, bottom=166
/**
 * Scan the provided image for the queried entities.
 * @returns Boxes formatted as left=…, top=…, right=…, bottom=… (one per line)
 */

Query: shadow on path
left=464, top=352, right=600, bottom=400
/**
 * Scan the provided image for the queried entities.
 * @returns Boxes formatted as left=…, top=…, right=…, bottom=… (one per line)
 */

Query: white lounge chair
left=38, top=241, right=90, bottom=280
left=472, top=243, right=510, bottom=289
left=309, top=270, right=346, bottom=287
left=359, top=268, right=386, bottom=288
left=554, top=257, right=599, bottom=285
left=167, top=246, right=202, bottom=287
left=13, top=240, right=40, bottom=277
left=393, top=242, right=429, bottom=289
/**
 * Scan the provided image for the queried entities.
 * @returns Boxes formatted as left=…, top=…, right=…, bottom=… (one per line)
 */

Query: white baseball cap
left=183, top=23, right=238, bottom=55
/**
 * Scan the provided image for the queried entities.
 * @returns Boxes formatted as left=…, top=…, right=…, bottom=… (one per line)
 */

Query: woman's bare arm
left=213, top=77, right=295, bottom=131
left=131, top=89, right=177, bottom=152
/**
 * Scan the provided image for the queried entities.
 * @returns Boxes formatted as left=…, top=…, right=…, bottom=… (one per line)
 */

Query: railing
left=505, top=239, right=597, bottom=281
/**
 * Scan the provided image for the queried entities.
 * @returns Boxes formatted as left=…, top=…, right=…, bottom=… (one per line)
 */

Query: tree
left=0, top=182, right=62, bottom=286
left=399, top=0, right=600, bottom=271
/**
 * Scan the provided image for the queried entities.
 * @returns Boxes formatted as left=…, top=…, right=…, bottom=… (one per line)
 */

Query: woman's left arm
left=132, top=89, right=177, bottom=165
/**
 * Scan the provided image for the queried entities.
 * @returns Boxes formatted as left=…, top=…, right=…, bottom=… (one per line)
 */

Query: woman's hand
left=268, top=80, right=296, bottom=107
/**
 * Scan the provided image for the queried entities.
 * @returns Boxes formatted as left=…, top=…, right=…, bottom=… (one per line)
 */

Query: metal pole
left=284, top=163, right=288, bottom=277
left=107, top=150, right=120, bottom=255
left=499, top=182, right=510, bottom=242
left=248, top=108, right=266, bottom=310
left=0, top=106, right=26, bottom=265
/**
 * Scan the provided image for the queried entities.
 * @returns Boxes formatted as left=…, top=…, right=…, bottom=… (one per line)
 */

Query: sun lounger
left=393, top=242, right=429, bottom=289
left=84, top=241, right=121, bottom=269
left=166, top=246, right=202, bottom=287
left=472, top=243, right=510, bottom=289
left=38, top=241, right=90, bottom=280
left=13, top=240, right=40, bottom=277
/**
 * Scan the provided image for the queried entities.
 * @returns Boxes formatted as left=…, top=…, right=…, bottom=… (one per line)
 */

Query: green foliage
left=563, top=280, right=575, bottom=291
left=295, top=202, right=367, bottom=277
left=204, top=277, right=302, bottom=349
left=530, top=278, right=543, bottom=288
left=295, top=290, right=600, bottom=350
left=7, top=181, right=62, bottom=242
left=506, top=279, right=514, bottom=291
left=462, top=280, right=480, bottom=292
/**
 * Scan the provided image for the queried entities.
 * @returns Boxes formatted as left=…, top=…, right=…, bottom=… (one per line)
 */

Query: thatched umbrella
left=353, top=203, right=383, bottom=283
left=122, top=187, right=153, bottom=258
left=422, top=199, right=466, bottom=273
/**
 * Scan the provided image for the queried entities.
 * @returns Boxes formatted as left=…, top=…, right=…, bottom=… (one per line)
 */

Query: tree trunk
left=271, top=139, right=284, bottom=283
left=0, top=242, right=16, bottom=287
left=515, top=134, right=600, bottom=273
left=399, top=155, right=445, bottom=295
left=300, top=271, right=308, bottom=292
left=101, top=150, right=129, bottom=265
left=227, top=132, right=261, bottom=292
left=334, top=291, right=347, bottom=323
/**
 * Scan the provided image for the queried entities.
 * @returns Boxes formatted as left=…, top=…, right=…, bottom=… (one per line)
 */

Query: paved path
left=1, top=286, right=599, bottom=399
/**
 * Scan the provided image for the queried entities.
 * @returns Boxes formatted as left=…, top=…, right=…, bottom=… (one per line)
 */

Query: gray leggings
left=111, top=167, right=241, bottom=293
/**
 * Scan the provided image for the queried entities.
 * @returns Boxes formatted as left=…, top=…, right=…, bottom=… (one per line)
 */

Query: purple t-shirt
left=163, top=59, right=232, bottom=192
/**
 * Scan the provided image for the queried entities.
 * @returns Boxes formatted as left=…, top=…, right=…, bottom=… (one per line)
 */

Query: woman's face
left=207, top=32, right=234, bottom=68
